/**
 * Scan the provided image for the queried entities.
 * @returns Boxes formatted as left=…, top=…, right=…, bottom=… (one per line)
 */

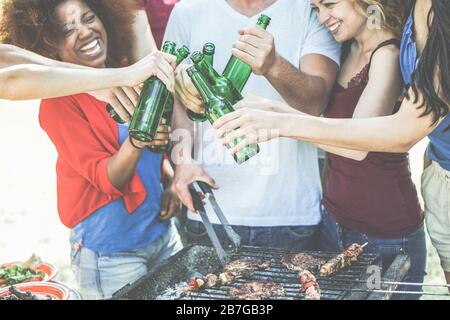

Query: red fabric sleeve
left=40, top=97, right=122, bottom=195
left=39, top=95, right=146, bottom=220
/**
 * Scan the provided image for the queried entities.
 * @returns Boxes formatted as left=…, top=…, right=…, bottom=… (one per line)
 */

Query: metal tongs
left=189, top=181, right=241, bottom=266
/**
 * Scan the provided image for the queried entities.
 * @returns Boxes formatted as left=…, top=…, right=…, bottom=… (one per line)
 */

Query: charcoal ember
left=205, top=274, right=219, bottom=288
left=281, top=253, right=326, bottom=272
left=225, top=258, right=271, bottom=278
left=229, top=281, right=285, bottom=300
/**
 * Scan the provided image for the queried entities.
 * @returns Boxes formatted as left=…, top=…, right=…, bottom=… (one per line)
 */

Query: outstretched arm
left=213, top=86, right=440, bottom=155
left=0, top=51, right=175, bottom=101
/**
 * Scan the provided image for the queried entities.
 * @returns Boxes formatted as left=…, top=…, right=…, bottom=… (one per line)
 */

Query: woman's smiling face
left=55, top=0, right=108, bottom=68
left=310, top=0, right=367, bottom=43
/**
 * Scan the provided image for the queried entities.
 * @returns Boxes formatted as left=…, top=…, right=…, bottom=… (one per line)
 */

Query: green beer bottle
left=129, top=41, right=177, bottom=142
left=192, top=51, right=243, bottom=104
left=149, top=45, right=190, bottom=153
left=186, top=48, right=216, bottom=123
left=203, top=42, right=215, bottom=67
left=223, top=14, right=271, bottom=92
left=187, top=66, right=259, bottom=165
left=106, top=104, right=127, bottom=124
left=187, top=51, right=244, bottom=122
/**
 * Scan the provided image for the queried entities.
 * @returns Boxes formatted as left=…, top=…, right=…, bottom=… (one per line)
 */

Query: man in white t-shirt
left=167, top=0, right=340, bottom=250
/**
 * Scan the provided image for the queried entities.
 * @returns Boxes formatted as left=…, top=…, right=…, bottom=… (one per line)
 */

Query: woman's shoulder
left=39, top=93, right=101, bottom=127
left=372, top=43, right=400, bottom=59
left=368, top=42, right=401, bottom=77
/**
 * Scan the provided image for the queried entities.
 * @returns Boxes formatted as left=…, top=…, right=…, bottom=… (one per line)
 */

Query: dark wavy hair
left=408, top=0, right=450, bottom=131
left=0, top=0, right=140, bottom=67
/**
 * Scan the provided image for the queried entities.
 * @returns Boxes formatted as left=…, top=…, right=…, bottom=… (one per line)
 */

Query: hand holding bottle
left=91, top=51, right=177, bottom=123
left=127, top=50, right=177, bottom=92
left=90, top=86, right=142, bottom=123
left=174, top=64, right=205, bottom=114
left=129, top=119, right=171, bottom=149
left=213, top=97, right=283, bottom=155
left=232, top=26, right=278, bottom=76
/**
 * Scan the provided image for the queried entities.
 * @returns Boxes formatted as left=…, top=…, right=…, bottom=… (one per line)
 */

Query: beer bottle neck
left=176, top=46, right=190, bottom=66
left=176, top=52, right=189, bottom=66
left=162, top=41, right=176, bottom=54
left=196, top=59, right=221, bottom=83
left=203, top=43, right=215, bottom=67
left=190, top=71, right=215, bottom=102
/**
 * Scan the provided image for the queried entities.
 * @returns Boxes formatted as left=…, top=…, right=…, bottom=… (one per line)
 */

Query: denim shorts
left=70, top=221, right=184, bottom=300
left=184, top=219, right=318, bottom=251
left=422, top=160, right=450, bottom=271
left=319, top=209, right=427, bottom=300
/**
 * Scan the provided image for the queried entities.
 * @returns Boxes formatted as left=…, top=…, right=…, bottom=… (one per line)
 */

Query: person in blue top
left=213, top=0, right=450, bottom=288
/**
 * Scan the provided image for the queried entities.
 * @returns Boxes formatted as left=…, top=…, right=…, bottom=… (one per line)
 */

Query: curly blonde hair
left=351, top=0, right=407, bottom=39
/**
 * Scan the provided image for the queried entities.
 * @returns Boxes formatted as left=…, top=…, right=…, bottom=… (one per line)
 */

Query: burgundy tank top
left=323, top=39, right=424, bottom=238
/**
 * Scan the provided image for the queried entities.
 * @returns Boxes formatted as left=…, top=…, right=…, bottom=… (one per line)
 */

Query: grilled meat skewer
left=185, top=277, right=206, bottom=293
left=298, top=270, right=321, bottom=300
left=185, top=258, right=271, bottom=292
left=320, top=243, right=367, bottom=277
left=219, top=271, right=235, bottom=286
left=205, top=274, right=219, bottom=288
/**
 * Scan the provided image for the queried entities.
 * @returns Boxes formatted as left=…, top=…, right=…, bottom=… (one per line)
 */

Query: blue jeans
left=70, top=221, right=184, bottom=300
left=185, top=220, right=318, bottom=251
left=319, top=211, right=427, bottom=300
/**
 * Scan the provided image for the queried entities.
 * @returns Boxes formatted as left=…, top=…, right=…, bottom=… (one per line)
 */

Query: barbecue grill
left=112, top=244, right=411, bottom=300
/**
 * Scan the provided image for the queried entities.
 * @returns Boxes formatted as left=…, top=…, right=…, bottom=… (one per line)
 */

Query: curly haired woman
left=1, top=0, right=183, bottom=299
left=0, top=1, right=173, bottom=118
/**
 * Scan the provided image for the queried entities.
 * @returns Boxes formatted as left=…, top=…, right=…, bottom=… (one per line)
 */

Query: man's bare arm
left=232, top=27, right=338, bottom=116
left=266, top=54, right=337, bottom=115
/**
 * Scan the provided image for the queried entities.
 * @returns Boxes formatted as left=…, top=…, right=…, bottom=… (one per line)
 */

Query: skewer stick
left=361, top=242, right=369, bottom=249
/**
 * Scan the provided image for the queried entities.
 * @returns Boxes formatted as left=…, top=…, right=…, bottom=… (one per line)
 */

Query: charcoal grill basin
left=112, top=245, right=391, bottom=300
left=113, top=245, right=222, bottom=300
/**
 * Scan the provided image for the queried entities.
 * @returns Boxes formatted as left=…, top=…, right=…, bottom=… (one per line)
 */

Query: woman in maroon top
left=306, top=0, right=425, bottom=300
left=214, top=0, right=427, bottom=299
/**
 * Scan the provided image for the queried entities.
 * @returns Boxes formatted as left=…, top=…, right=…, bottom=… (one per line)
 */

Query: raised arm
left=283, top=95, right=439, bottom=153
left=233, top=26, right=338, bottom=116
left=213, top=84, right=439, bottom=156
left=0, top=39, right=176, bottom=101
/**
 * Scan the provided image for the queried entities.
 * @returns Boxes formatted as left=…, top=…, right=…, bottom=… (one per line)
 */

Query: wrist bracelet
left=129, top=136, right=144, bottom=150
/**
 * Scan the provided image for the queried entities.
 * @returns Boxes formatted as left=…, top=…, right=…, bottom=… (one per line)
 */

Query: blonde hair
left=351, top=0, right=406, bottom=39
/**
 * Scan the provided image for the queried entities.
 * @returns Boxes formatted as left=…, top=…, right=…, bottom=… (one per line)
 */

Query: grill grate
left=113, top=245, right=382, bottom=300
left=185, top=246, right=380, bottom=300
